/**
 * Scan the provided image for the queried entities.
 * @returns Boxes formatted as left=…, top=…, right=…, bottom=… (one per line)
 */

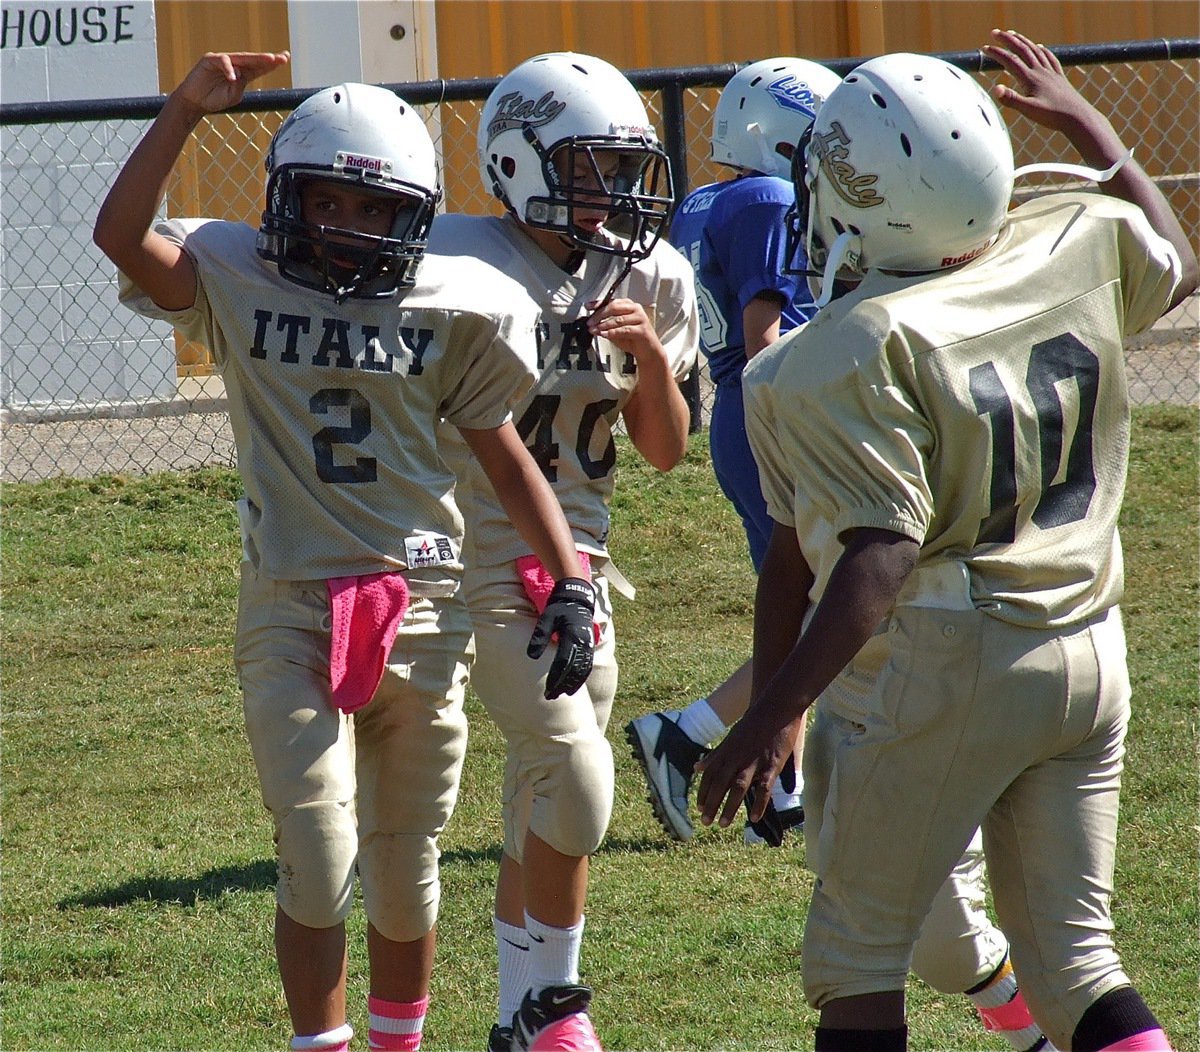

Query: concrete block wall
left=0, top=1, right=176, bottom=411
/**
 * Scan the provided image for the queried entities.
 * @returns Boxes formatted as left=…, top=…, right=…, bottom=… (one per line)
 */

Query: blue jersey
left=668, top=174, right=816, bottom=386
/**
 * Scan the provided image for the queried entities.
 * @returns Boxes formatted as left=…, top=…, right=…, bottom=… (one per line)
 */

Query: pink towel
left=326, top=571, right=410, bottom=714
left=515, top=552, right=600, bottom=645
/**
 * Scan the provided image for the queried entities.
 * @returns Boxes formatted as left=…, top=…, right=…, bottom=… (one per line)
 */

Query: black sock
left=1072, top=986, right=1162, bottom=1052
left=814, top=1025, right=908, bottom=1052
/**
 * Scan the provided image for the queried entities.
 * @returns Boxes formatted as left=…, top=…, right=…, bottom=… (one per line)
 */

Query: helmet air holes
left=256, top=82, right=439, bottom=300
left=478, top=52, right=674, bottom=262
left=900, top=133, right=912, bottom=156
left=871, top=92, right=888, bottom=109
left=951, top=130, right=961, bottom=139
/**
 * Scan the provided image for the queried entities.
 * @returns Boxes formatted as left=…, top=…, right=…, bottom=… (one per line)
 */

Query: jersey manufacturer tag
left=404, top=534, right=456, bottom=568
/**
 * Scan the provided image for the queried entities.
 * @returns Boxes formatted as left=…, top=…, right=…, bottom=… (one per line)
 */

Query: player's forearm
left=463, top=422, right=585, bottom=581
left=750, top=524, right=812, bottom=700
left=505, top=475, right=584, bottom=581
left=622, top=356, right=690, bottom=470
left=754, top=528, right=916, bottom=725
left=1062, top=110, right=1197, bottom=301
left=93, top=92, right=205, bottom=265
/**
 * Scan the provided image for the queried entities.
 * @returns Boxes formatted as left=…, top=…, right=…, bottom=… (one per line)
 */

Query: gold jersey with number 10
left=746, top=191, right=1182, bottom=630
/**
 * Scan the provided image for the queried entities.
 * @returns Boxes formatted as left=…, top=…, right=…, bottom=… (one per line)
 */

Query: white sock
left=968, top=954, right=1054, bottom=1051
left=494, top=916, right=532, bottom=1026
left=525, top=912, right=584, bottom=996
left=291, top=1024, right=353, bottom=1051
left=676, top=697, right=727, bottom=747
left=771, top=778, right=804, bottom=812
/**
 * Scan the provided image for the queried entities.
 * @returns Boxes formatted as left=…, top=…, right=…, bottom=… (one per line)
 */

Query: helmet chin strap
left=591, top=255, right=635, bottom=315
left=813, top=231, right=858, bottom=309
left=804, top=149, right=1133, bottom=312
left=1013, top=148, right=1132, bottom=184
left=746, top=122, right=778, bottom=177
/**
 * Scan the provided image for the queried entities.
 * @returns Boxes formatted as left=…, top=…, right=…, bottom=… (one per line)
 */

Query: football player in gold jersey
left=432, top=52, right=697, bottom=1052
left=698, top=29, right=1196, bottom=1052
left=95, top=51, right=595, bottom=1052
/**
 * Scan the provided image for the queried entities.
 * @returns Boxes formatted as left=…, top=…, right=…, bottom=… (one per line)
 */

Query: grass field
left=3, top=407, right=1196, bottom=1051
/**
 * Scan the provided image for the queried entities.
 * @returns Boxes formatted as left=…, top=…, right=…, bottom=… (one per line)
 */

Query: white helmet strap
left=813, top=230, right=858, bottom=309
left=745, top=122, right=778, bottom=175
left=1013, top=148, right=1132, bottom=184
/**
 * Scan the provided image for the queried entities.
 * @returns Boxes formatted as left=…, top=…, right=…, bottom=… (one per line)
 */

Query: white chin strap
left=747, top=122, right=783, bottom=179
left=813, top=231, right=858, bottom=309
left=1014, top=148, right=1132, bottom=184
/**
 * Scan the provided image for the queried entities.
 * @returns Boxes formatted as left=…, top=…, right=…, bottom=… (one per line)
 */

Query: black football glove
left=744, top=787, right=787, bottom=847
left=527, top=576, right=595, bottom=699
left=744, top=755, right=798, bottom=848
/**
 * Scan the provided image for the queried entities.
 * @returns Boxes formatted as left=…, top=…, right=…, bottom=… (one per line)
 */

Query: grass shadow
left=438, top=833, right=675, bottom=870
left=58, top=858, right=277, bottom=910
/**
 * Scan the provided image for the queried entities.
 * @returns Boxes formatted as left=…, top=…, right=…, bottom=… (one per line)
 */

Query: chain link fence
left=2, top=43, right=1196, bottom=482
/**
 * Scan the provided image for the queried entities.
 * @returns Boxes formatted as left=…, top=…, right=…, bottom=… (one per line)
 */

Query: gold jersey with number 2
left=121, top=218, right=541, bottom=588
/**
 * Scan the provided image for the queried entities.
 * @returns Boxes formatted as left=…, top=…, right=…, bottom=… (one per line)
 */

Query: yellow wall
left=432, top=1, right=1197, bottom=78
left=153, top=1, right=1197, bottom=92
left=154, top=1, right=293, bottom=372
left=155, top=0, right=293, bottom=92
left=151, top=1, right=1196, bottom=375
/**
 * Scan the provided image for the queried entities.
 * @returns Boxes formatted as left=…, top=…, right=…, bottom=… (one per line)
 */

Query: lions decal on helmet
left=710, top=57, right=841, bottom=180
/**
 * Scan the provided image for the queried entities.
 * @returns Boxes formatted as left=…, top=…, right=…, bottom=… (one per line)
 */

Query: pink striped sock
left=368, top=994, right=429, bottom=1051
left=1098, top=1030, right=1173, bottom=1051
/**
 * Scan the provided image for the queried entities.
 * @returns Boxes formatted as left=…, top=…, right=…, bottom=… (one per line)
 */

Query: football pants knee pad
left=910, top=830, right=1008, bottom=993
left=357, top=831, right=441, bottom=943
left=524, top=733, right=615, bottom=858
left=274, top=799, right=358, bottom=929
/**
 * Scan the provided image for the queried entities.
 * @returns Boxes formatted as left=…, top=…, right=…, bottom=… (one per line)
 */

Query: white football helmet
left=710, top=57, right=841, bottom=179
left=798, top=53, right=1014, bottom=300
left=257, top=82, right=441, bottom=301
left=478, top=52, right=673, bottom=261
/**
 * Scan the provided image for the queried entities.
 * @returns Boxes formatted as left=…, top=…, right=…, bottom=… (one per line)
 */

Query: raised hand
left=982, top=29, right=1094, bottom=135
left=175, top=51, right=291, bottom=116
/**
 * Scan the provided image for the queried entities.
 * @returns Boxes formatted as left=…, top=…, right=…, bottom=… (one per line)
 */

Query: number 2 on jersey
left=310, top=388, right=378, bottom=483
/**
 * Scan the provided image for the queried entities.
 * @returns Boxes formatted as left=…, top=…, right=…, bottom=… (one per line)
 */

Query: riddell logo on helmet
left=335, top=152, right=390, bottom=175
left=941, top=245, right=988, bottom=267
left=812, top=121, right=883, bottom=209
left=487, top=91, right=567, bottom=143
left=610, top=121, right=653, bottom=139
